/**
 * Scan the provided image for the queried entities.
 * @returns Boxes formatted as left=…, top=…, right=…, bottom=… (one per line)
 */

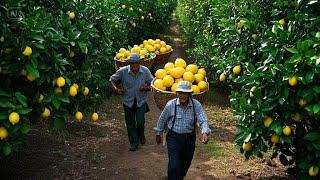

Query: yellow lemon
left=175, top=58, right=187, bottom=68
left=160, top=47, right=167, bottom=54
left=166, top=45, right=172, bottom=51
left=198, top=81, right=208, bottom=91
left=38, top=94, right=44, bottom=103
left=292, top=113, right=302, bottom=122
left=131, top=46, right=141, bottom=53
left=299, top=98, right=307, bottom=108
left=233, top=65, right=241, bottom=74
left=41, top=108, right=51, bottom=118
left=288, top=76, right=298, bottom=86
left=194, top=73, right=204, bottom=83
left=82, top=87, right=89, bottom=96
left=140, top=49, right=147, bottom=56
left=124, top=50, right=131, bottom=58
left=237, top=20, right=244, bottom=29
left=154, top=44, right=161, bottom=51
left=56, top=76, right=65, bottom=87
left=148, top=39, right=155, bottom=45
left=183, top=72, right=195, bottom=83
left=175, top=78, right=183, bottom=83
left=171, top=83, right=178, bottom=92
left=263, top=116, right=273, bottom=127
left=170, top=67, right=185, bottom=79
left=279, top=18, right=285, bottom=25
left=160, top=41, right=166, bottom=47
left=309, top=166, right=319, bottom=176
left=197, top=68, right=206, bottom=77
left=121, top=4, right=126, bottom=9
left=0, top=36, right=4, bottom=43
left=9, top=112, right=20, bottom=125
left=163, top=75, right=174, bottom=88
left=69, top=50, right=75, bottom=58
left=283, top=126, right=291, bottom=136
left=186, top=64, right=198, bottom=74
left=115, top=53, right=124, bottom=60
left=75, top=111, right=83, bottom=122
left=242, top=141, right=252, bottom=151
left=219, top=73, right=226, bottom=81
left=119, top=48, right=126, bottom=54
left=69, top=86, right=78, bottom=96
left=69, top=12, right=76, bottom=20
left=271, top=134, right=280, bottom=144
left=155, top=39, right=161, bottom=43
left=164, top=62, right=175, bottom=73
left=146, top=45, right=155, bottom=52
left=54, top=87, right=63, bottom=94
left=26, top=73, right=35, bottom=82
left=72, top=83, right=79, bottom=90
left=252, top=34, right=258, bottom=40
left=22, top=46, right=32, bottom=56
left=21, top=69, right=27, bottom=76
left=191, top=85, right=200, bottom=94
left=0, top=127, right=8, bottom=139
left=155, top=69, right=167, bottom=79
left=153, top=79, right=165, bottom=90
left=92, top=113, right=99, bottom=121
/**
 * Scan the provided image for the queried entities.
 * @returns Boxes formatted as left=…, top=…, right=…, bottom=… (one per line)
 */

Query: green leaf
left=313, top=104, right=320, bottom=114
left=16, top=107, right=32, bottom=115
left=270, top=121, right=282, bottom=134
left=313, top=86, right=320, bottom=93
left=3, top=145, right=12, bottom=156
left=79, top=42, right=87, bottom=53
left=20, top=123, right=31, bottom=134
left=286, top=47, right=298, bottom=54
left=0, top=112, right=8, bottom=120
left=15, top=92, right=27, bottom=107
left=57, top=95, right=70, bottom=103
left=25, top=63, right=40, bottom=78
left=52, top=98, right=61, bottom=110
left=0, top=90, right=10, bottom=97
left=306, top=71, right=314, bottom=83
left=54, top=118, right=65, bottom=129
left=244, top=133, right=252, bottom=142
left=304, top=132, right=320, bottom=141
left=0, top=99, right=15, bottom=108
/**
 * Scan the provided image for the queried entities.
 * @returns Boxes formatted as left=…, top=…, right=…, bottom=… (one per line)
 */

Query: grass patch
left=204, top=139, right=226, bottom=158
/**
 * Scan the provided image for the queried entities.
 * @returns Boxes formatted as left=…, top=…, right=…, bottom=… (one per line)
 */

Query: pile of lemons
left=114, top=39, right=172, bottom=62
left=153, top=58, right=208, bottom=94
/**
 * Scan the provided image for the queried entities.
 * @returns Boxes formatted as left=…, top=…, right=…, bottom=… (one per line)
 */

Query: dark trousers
left=123, top=101, right=147, bottom=148
left=166, top=130, right=196, bottom=180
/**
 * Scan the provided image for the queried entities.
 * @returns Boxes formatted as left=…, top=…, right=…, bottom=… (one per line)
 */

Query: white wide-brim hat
left=176, top=81, right=193, bottom=93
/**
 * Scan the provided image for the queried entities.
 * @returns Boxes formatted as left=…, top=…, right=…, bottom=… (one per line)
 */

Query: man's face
left=177, top=92, right=190, bottom=104
left=129, top=62, right=140, bottom=72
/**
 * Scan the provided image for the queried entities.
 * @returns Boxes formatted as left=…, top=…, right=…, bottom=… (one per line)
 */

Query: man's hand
left=140, top=85, right=150, bottom=92
left=156, top=135, right=162, bottom=145
left=115, top=87, right=124, bottom=95
left=202, top=133, right=209, bottom=144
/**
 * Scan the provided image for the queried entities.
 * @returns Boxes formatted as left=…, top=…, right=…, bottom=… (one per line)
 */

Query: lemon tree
left=176, top=0, right=320, bottom=177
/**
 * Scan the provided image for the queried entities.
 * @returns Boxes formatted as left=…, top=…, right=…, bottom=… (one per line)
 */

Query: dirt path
left=0, top=21, right=289, bottom=179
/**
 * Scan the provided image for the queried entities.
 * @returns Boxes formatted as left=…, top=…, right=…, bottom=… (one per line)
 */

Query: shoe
left=140, top=137, right=146, bottom=145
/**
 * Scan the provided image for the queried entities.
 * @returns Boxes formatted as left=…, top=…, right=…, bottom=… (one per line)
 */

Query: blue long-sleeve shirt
left=155, top=98, right=211, bottom=135
left=109, top=65, right=154, bottom=108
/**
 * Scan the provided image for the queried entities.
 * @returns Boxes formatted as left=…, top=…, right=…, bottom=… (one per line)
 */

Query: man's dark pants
left=166, top=130, right=196, bottom=180
left=123, top=100, right=147, bottom=148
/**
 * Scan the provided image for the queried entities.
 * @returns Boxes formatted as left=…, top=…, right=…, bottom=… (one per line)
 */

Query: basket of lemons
left=141, top=39, right=173, bottom=66
left=151, top=58, right=209, bottom=110
left=114, top=45, right=156, bottom=69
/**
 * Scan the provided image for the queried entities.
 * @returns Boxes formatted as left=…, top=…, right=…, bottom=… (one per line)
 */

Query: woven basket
left=114, top=56, right=156, bottom=70
left=153, top=49, right=173, bottom=65
left=151, top=78, right=209, bottom=110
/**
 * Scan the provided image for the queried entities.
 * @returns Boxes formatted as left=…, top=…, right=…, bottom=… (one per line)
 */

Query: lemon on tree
left=288, top=76, right=298, bottom=86
left=38, top=94, right=44, bottom=103
left=233, top=65, right=241, bottom=75
left=41, top=108, right=51, bottom=119
left=292, top=113, right=302, bottom=122
left=75, top=111, right=83, bottom=122
left=69, top=11, right=76, bottom=20
left=219, top=73, right=226, bottom=81
left=155, top=69, right=167, bottom=79
left=0, top=127, right=8, bottom=140
left=271, top=134, right=280, bottom=144
left=283, top=126, right=291, bottom=136
left=263, top=116, right=273, bottom=127
left=279, top=18, right=285, bottom=25
left=69, top=86, right=78, bottom=96
left=26, top=73, right=35, bottom=82
left=82, top=87, right=89, bottom=96
left=9, top=112, right=20, bottom=125
left=309, top=166, right=319, bottom=176
left=22, top=46, right=32, bottom=56
left=72, top=83, right=79, bottom=91
left=299, top=98, right=307, bottom=107
left=242, top=141, right=252, bottom=151
left=56, top=76, right=65, bottom=87
left=175, top=58, right=187, bottom=68
left=92, top=113, right=99, bottom=121
left=54, top=87, right=63, bottom=94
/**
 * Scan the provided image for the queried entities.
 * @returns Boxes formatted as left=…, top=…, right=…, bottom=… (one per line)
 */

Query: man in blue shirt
left=110, top=53, right=154, bottom=151
left=155, top=81, right=211, bottom=180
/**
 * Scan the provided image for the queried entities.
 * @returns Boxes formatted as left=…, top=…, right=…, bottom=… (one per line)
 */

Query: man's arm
left=140, top=68, right=154, bottom=92
left=110, top=69, right=124, bottom=95
left=154, top=103, right=171, bottom=144
left=195, top=101, right=211, bottom=144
